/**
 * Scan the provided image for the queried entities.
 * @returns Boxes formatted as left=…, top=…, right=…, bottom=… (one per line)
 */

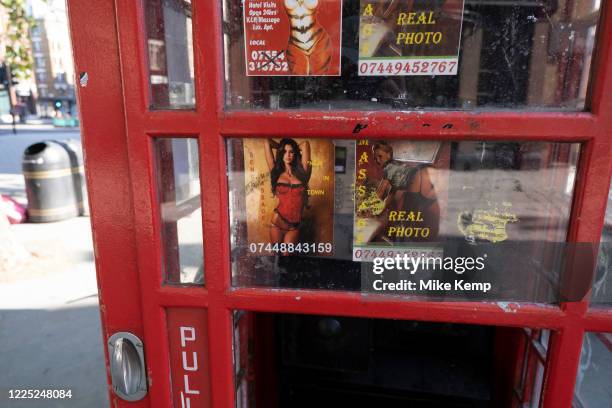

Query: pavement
left=0, top=125, right=109, bottom=407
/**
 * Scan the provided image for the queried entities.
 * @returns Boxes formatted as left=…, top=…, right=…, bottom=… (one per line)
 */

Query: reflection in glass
left=154, top=138, right=203, bottom=285
left=511, top=328, right=549, bottom=407
left=233, top=311, right=256, bottom=408
left=516, top=334, right=531, bottom=397
left=223, top=0, right=600, bottom=110
left=530, top=362, right=545, bottom=408
left=591, top=181, right=612, bottom=306
left=145, top=0, right=195, bottom=109
left=228, top=139, right=580, bottom=302
left=574, top=332, right=612, bottom=408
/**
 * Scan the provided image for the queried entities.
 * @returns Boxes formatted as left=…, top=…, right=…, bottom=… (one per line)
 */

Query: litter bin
left=56, top=139, right=89, bottom=216
left=22, top=141, right=80, bottom=222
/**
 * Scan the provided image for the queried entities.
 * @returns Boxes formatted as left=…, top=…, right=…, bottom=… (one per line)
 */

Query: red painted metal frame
left=67, top=0, right=612, bottom=406
left=66, top=1, right=146, bottom=406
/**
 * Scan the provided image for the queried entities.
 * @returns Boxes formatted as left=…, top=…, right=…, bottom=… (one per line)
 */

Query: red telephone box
left=67, top=0, right=612, bottom=406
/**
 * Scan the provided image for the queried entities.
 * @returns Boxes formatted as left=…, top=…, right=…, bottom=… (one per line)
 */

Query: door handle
left=107, top=332, right=148, bottom=401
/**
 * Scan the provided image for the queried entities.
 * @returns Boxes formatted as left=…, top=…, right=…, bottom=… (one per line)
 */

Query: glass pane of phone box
left=223, top=0, right=600, bottom=111
left=144, top=0, right=195, bottom=109
left=234, top=311, right=538, bottom=408
left=574, top=332, right=612, bottom=408
left=591, top=180, right=612, bottom=307
left=227, top=139, right=579, bottom=298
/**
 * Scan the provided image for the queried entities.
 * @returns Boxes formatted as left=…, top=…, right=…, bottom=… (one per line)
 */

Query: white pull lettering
left=180, top=392, right=191, bottom=408
left=184, top=374, right=200, bottom=395
left=182, top=351, right=198, bottom=371
left=180, top=326, right=196, bottom=347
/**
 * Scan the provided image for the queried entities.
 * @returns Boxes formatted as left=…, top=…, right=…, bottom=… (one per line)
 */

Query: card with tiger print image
left=243, top=0, right=342, bottom=76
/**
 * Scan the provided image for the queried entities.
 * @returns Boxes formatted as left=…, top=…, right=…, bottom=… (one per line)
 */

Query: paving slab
left=0, top=217, right=109, bottom=407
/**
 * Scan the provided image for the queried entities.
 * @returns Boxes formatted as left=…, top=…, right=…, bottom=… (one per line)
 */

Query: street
left=0, top=124, right=81, bottom=202
left=0, top=124, right=109, bottom=407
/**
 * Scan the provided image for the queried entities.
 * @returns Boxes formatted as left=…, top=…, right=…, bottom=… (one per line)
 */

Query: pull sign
left=107, top=332, right=148, bottom=401
left=167, top=308, right=212, bottom=408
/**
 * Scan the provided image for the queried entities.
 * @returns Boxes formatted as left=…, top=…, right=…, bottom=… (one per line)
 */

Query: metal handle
left=107, top=332, right=148, bottom=401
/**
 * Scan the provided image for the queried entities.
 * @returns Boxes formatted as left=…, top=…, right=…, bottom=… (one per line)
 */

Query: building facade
left=29, top=0, right=75, bottom=118
left=0, top=4, right=38, bottom=122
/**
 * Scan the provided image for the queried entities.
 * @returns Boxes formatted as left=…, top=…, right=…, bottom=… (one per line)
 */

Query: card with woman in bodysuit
left=242, top=138, right=335, bottom=257
left=243, top=0, right=342, bottom=76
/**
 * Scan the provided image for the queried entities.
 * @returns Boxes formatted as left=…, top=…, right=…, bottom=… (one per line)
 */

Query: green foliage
left=0, top=0, right=36, bottom=80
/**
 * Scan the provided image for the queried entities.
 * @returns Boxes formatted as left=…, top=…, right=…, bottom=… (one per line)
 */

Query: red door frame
left=67, top=0, right=612, bottom=407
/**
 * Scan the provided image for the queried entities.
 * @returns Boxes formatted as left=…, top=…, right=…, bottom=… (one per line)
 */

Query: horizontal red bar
left=155, top=286, right=210, bottom=307
left=219, top=111, right=598, bottom=140
left=222, top=288, right=567, bottom=328
left=584, top=308, right=612, bottom=332
left=141, top=111, right=200, bottom=135
left=134, top=109, right=607, bottom=143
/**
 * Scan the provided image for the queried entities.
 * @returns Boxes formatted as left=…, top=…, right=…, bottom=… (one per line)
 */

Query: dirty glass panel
left=538, top=329, right=551, bottom=351
left=154, top=138, right=204, bottom=285
left=529, top=361, right=545, bottom=408
left=591, top=180, right=612, bottom=307
left=574, top=332, right=612, bottom=408
left=512, top=328, right=549, bottom=407
left=233, top=311, right=256, bottom=408
left=145, top=0, right=195, bottom=109
left=233, top=311, right=497, bottom=406
left=514, top=332, right=529, bottom=396
left=223, top=0, right=600, bottom=110
left=227, top=138, right=582, bottom=303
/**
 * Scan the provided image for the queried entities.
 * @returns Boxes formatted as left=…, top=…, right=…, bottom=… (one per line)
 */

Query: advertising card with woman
left=242, top=138, right=335, bottom=256
left=353, top=140, right=450, bottom=261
